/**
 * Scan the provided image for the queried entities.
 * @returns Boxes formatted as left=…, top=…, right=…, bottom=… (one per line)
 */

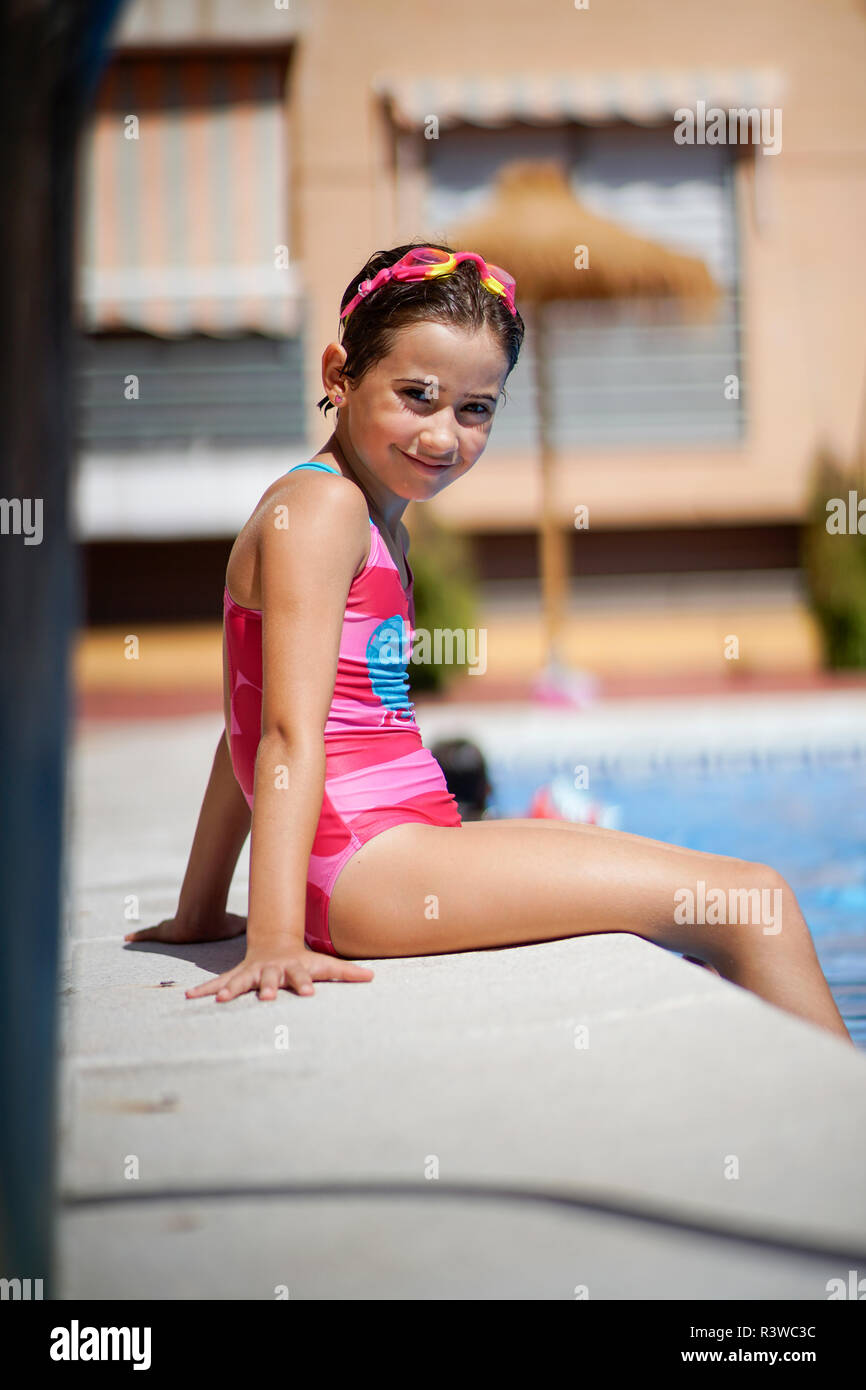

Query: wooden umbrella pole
left=533, top=300, right=568, bottom=666
left=448, top=160, right=721, bottom=687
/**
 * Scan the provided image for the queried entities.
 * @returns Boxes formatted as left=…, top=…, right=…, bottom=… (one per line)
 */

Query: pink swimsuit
left=223, top=461, right=462, bottom=954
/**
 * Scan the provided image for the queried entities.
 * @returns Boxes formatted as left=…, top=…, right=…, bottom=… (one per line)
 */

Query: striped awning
left=373, top=68, right=786, bottom=130
left=76, top=55, right=301, bottom=337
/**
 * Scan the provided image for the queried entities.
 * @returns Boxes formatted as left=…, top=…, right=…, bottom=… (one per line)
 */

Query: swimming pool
left=486, top=751, right=866, bottom=1051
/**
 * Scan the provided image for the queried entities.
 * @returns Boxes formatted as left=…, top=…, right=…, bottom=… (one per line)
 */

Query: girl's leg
left=328, top=818, right=853, bottom=1044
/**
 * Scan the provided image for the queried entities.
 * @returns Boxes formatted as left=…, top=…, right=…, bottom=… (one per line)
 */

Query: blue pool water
left=486, top=752, right=866, bottom=1050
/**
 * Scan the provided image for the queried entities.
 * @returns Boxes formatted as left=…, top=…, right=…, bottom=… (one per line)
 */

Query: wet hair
left=316, top=241, right=525, bottom=416
left=430, top=737, right=492, bottom=821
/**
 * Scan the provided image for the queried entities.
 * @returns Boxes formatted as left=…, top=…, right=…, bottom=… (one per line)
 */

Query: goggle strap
left=341, top=248, right=517, bottom=319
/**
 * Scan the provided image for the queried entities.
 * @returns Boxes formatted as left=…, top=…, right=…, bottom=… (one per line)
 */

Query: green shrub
left=800, top=448, right=866, bottom=668
left=407, top=514, right=479, bottom=692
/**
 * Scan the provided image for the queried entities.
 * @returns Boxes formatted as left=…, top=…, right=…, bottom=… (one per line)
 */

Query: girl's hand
left=184, top=946, right=375, bottom=1002
left=124, top=910, right=248, bottom=945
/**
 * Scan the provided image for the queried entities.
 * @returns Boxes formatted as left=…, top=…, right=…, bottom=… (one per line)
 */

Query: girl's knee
left=750, top=862, right=792, bottom=897
left=734, top=862, right=798, bottom=941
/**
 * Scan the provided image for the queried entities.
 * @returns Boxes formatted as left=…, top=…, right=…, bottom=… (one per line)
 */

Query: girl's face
left=336, top=321, right=510, bottom=497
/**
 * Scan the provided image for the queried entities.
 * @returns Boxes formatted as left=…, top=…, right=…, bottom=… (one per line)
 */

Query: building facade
left=73, top=0, right=866, bottom=617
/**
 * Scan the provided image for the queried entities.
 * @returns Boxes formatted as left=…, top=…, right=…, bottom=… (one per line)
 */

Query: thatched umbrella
left=449, top=159, right=720, bottom=686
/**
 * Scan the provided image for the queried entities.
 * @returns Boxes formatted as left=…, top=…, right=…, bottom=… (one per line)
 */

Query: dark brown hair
left=316, top=240, right=525, bottom=416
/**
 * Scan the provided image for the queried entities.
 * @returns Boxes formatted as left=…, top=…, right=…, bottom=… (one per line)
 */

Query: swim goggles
left=340, top=246, right=518, bottom=321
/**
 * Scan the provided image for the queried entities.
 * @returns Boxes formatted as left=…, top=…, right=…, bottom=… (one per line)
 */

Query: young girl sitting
left=126, top=243, right=852, bottom=1045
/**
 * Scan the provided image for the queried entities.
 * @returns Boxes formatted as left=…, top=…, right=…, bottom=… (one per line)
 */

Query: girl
left=126, top=242, right=853, bottom=1045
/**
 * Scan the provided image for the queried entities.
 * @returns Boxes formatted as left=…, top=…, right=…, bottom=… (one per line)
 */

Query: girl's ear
left=322, top=337, right=348, bottom=394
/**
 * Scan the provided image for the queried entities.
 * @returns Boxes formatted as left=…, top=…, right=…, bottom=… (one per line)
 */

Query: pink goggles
left=340, top=247, right=518, bottom=321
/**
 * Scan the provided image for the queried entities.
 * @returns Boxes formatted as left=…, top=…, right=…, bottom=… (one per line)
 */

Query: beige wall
left=292, top=0, right=866, bottom=533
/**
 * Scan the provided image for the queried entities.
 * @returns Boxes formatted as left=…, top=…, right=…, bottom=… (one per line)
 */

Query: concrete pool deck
left=57, top=695, right=866, bottom=1299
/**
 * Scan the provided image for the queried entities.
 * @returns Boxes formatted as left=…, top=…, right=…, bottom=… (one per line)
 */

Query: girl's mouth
left=398, top=448, right=453, bottom=476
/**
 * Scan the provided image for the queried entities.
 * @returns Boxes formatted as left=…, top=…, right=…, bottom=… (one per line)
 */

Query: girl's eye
left=400, top=389, right=490, bottom=416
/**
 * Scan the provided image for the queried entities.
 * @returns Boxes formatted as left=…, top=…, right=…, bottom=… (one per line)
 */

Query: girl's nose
left=418, top=430, right=459, bottom=463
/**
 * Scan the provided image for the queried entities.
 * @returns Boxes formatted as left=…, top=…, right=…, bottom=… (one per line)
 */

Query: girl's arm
left=126, top=731, right=251, bottom=943
left=175, top=731, right=252, bottom=928
left=186, top=472, right=376, bottom=1000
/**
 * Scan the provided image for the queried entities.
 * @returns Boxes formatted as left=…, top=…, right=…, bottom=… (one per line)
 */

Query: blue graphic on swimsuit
left=366, top=615, right=414, bottom=716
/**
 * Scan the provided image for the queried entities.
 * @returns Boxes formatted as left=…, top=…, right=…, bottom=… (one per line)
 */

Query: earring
left=334, top=394, right=343, bottom=406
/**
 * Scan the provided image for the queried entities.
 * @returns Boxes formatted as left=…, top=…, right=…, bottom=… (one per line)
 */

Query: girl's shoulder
left=252, top=463, right=361, bottom=520
left=226, top=467, right=369, bottom=611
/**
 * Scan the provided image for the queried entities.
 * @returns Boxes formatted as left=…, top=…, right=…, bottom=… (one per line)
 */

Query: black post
left=0, top=0, right=127, bottom=1296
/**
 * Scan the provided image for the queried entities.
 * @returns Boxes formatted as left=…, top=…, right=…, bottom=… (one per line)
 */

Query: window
left=74, top=54, right=306, bottom=452
left=426, top=122, right=744, bottom=448
left=75, top=333, right=307, bottom=450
